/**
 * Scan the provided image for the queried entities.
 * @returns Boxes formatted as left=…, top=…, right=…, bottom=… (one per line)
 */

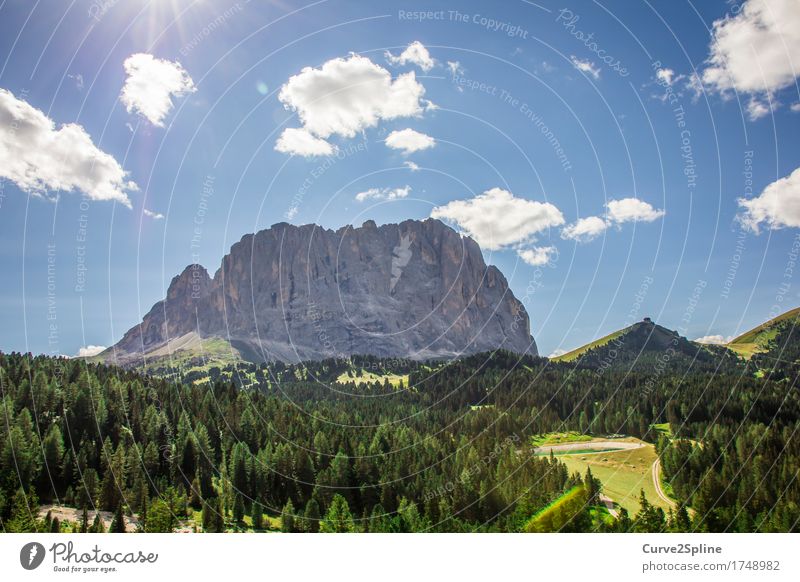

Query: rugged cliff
left=104, top=219, right=537, bottom=364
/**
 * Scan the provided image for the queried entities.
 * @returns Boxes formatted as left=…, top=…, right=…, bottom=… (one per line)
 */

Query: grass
left=531, top=431, right=593, bottom=448
left=650, top=422, right=672, bottom=438
left=550, top=327, right=630, bottom=362
left=726, top=306, right=800, bottom=359
left=335, top=369, right=409, bottom=388
left=558, top=440, right=671, bottom=515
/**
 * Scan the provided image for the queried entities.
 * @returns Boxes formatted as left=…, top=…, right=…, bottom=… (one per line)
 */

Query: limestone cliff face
left=107, top=219, right=537, bottom=363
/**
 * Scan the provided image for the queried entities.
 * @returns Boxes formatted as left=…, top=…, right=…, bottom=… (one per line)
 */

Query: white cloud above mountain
left=431, top=188, right=564, bottom=250
left=606, top=198, right=665, bottom=223
left=276, top=54, right=430, bottom=156
left=355, top=185, right=411, bottom=202
left=561, top=215, right=609, bottom=242
left=518, top=246, right=558, bottom=266
left=275, top=127, right=335, bottom=156
left=738, top=166, right=800, bottom=231
left=0, top=88, right=137, bottom=206
left=75, top=345, right=106, bottom=357
left=386, top=41, right=435, bottom=72
left=120, top=53, right=195, bottom=127
left=561, top=198, right=664, bottom=242
left=385, top=128, right=435, bottom=154
left=699, top=0, right=800, bottom=116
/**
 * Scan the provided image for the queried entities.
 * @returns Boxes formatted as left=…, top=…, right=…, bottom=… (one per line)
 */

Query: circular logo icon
left=20, top=542, right=46, bottom=570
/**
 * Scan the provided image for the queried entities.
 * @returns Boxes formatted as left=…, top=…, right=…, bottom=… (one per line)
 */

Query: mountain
left=100, top=219, right=537, bottom=365
left=550, top=318, right=739, bottom=374
left=726, top=306, right=800, bottom=360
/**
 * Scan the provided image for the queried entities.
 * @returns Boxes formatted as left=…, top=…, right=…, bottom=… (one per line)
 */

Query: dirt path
left=534, top=440, right=645, bottom=455
left=598, top=494, right=619, bottom=518
left=651, top=458, right=676, bottom=509
left=39, top=505, right=139, bottom=533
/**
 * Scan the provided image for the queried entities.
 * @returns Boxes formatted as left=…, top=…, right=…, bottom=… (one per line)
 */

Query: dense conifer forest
left=1, top=342, right=798, bottom=533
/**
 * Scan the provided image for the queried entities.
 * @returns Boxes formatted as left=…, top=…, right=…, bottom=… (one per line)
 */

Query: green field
left=530, top=431, right=592, bottom=448
left=335, top=369, right=409, bottom=388
left=558, top=440, right=671, bottom=515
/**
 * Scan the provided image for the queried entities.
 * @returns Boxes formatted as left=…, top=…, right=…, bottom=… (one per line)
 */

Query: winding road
left=651, top=458, right=676, bottom=509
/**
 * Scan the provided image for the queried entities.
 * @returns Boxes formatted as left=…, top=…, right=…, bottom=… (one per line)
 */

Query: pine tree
left=252, top=502, right=264, bottom=531
left=110, top=503, right=126, bottom=533
left=320, top=494, right=355, bottom=533
left=281, top=499, right=295, bottom=533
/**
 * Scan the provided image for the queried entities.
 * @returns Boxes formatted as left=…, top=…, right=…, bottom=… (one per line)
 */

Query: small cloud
left=656, top=68, right=676, bottom=86
left=355, top=185, right=411, bottom=202
left=75, top=345, right=106, bottom=358
left=548, top=348, right=567, bottom=358
left=68, top=73, right=84, bottom=90
left=694, top=335, right=732, bottom=345
left=143, top=208, right=164, bottom=220
left=120, top=53, right=195, bottom=127
left=275, top=127, right=336, bottom=157
left=518, top=246, right=558, bottom=266
left=606, top=198, right=665, bottom=223
left=446, top=61, right=464, bottom=78
left=570, top=56, right=600, bottom=80
left=746, top=97, right=770, bottom=120
left=385, top=128, right=435, bottom=154
left=404, top=161, right=420, bottom=171
left=386, top=41, right=435, bottom=72
left=791, top=102, right=800, bottom=113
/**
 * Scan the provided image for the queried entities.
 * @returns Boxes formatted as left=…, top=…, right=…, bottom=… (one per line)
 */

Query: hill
left=726, top=306, right=800, bottom=360
left=550, top=318, right=740, bottom=374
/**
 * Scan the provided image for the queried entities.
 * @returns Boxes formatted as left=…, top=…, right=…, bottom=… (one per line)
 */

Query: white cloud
left=701, top=0, right=800, bottom=99
left=606, top=198, right=665, bottom=223
left=791, top=102, right=800, bottom=112
left=0, top=88, right=137, bottom=206
left=561, top=215, right=609, bottom=242
left=277, top=54, right=428, bottom=150
left=355, top=185, right=410, bottom=202
left=386, top=41, right=435, bottom=72
left=143, top=208, right=164, bottom=219
left=385, top=128, right=435, bottom=154
left=431, top=188, right=564, bottom=250
left=561, top=198, right=664, bottom=242
left=694, top=335, right=733, bottom=345
left=738, top=166, right=800, bottom=231
left=403, top=161, right=420, bottom=171
left=75, top=345, right=106, bottom=358
left=746, top=97, right=770, bottom=120
left=446, top=60, right=464, bottom=77
left=570, top=56, right=600, bottom=80
left=120, top=53, right=195, bottom=127
left=548, top=348, right=567, bottom=358
left=518, top=246, right=558, bottom=266
left=275, top=127, right=336, bottom=157
left=656, top=68, right=676, bottom=86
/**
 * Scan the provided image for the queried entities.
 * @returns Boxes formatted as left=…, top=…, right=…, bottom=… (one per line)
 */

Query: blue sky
left=1, top=0, right=799, bottom=358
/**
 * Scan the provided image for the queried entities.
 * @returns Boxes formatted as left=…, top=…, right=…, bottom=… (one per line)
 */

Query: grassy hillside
left=726, top=306, right=800, bottom=359
left=550, top=327, right=630, bottom=362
